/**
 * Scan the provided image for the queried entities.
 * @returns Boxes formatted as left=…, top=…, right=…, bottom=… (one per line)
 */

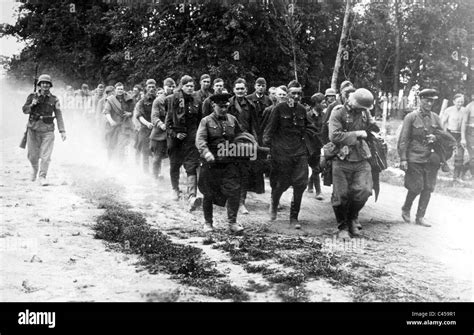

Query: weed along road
left=1, top=133, right=471, bottom=302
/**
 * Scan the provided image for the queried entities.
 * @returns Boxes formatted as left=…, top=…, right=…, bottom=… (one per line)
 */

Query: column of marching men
left=23, top=73, right=468, bottom=238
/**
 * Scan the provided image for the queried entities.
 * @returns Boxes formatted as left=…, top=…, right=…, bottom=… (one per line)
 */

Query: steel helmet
left=348, top=88, right=374, bottom=109
left=37, top=74, right=53, bottom=87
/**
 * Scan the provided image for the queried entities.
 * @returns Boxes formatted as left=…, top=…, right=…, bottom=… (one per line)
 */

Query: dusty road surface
left=1, top=121, right=472, bottom=302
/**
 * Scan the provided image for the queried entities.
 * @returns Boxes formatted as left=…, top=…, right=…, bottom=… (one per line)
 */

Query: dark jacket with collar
left=246, top=92, right=272, bottom=141
left=23, top=90, right=66, bottom=133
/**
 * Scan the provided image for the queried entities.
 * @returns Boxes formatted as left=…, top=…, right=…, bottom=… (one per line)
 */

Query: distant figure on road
left=22, top=74, right=66, bottom=186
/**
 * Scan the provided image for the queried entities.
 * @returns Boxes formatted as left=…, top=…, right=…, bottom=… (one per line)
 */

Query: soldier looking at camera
left=22, top=74, right=66, bottom=186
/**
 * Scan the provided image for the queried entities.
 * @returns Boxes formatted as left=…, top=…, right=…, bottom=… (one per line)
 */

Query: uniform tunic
left=22, top=91, right=66, bottom=177
left=398, top=109, right=443, bottom=193
left=165, top=90, right=202, bottom=186
left=196, top=112, right=243, bottom=206
left=329, top=105, right=375, bottom=206
left=263, top=102, right=310, bottom=191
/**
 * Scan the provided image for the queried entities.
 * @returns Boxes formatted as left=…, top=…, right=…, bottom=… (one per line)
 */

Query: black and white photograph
left=0, top=0, right=473, bottom=330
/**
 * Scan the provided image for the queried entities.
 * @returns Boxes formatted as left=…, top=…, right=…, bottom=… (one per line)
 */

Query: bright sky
left=0, top=0, right=26, bottom=57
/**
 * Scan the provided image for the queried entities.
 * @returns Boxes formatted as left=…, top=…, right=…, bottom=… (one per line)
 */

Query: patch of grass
left=243, top=263, right=276, bottom=275
left=70, top=173, right=249, bottom=302
left=267, top=272, right=305, bottom=286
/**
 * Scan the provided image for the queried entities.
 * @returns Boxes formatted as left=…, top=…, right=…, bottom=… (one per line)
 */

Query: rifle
left=19, top=64, right=39, bottom=149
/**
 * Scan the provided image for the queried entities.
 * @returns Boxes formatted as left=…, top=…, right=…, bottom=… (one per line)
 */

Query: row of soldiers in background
left=76, top=73, right=380, bottom=237
left=56, top=74, right=471, bottom=237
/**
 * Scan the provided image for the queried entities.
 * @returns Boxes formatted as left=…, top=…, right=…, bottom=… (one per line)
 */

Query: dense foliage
left=1, top=0, right=473, bottom=100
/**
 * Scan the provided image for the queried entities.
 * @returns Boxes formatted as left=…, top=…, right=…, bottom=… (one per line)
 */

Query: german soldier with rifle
left=22, top=74, right=66, bottom=186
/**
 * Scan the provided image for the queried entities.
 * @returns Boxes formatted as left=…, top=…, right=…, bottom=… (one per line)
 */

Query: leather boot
left=348, top=201, right=365, bottom=236
left=314, top=174, right=323, bottom=200
left=269, top=189, right=283, bottom=221
left=333, top=205, right=347, bottom=230
left=202, top=197, right=213, bottom=232
left=415, top=190, right=432, bottom=227
left=401, top=191, right=417, bottom=223
left=290, top=190, right=303, bottom=229
left=227, top=196, right=243, bottom=233
left=187, top=175, right=202, bottom=211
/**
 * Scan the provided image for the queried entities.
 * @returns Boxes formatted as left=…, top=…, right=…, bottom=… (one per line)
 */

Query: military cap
left=255, top=77, right=267, bottom=86
left=81, top=83, right=89, bottom=89
left=146, top=79, right=156, bottom=86
left=325, top=88, right=336, bottom=96
left=200, top=74, right=211, bottom=81
left=311, top=92, right=325, bottom=104
left=209, top=93, right=232, bottom=105
left=114, top=82, right=124, bottom=88
left=418, top=89, right=438, bottom=100
left=97, top=84, right=105, bottom=89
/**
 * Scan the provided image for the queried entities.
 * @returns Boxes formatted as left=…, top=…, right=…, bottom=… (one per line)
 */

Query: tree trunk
left=331, top=0, right=351, bottom=90
left=393, top=0, right=401, bottom=96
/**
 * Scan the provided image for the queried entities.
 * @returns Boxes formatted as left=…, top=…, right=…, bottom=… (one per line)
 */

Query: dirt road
left=1, top=129, right=472, bottom=302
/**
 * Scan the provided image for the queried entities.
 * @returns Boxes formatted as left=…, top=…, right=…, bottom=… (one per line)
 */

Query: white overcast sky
left=0, top=0, right=25, bottom=57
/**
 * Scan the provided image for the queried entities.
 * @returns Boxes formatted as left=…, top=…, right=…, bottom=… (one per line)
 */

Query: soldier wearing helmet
left=398, top=88, right=444, bottom=227
left=328, top=88, right=379, bottom=238
left=22, top=74, right=66, bottom=186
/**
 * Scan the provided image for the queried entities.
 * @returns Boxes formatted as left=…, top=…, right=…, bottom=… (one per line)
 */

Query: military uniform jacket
left=263, top=102, right=309, bottom=158
left=195, top=112, right=243, bottom=159
left=150, top=93, right=171, bottom=141
left=195, top=89, right=211, bottom=106
left=165, top=90, right=202, bottom=139
left=228, top=96, right=256, bottom=138
left=135, top=93, right=156, bottom=125
left=246, top=92, right=272, bottom=142
left=329, top=105, right=376, bottom=162
left=398, top=109, right=442, bottom=164
left=22, top=91, right=65, bottom=133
